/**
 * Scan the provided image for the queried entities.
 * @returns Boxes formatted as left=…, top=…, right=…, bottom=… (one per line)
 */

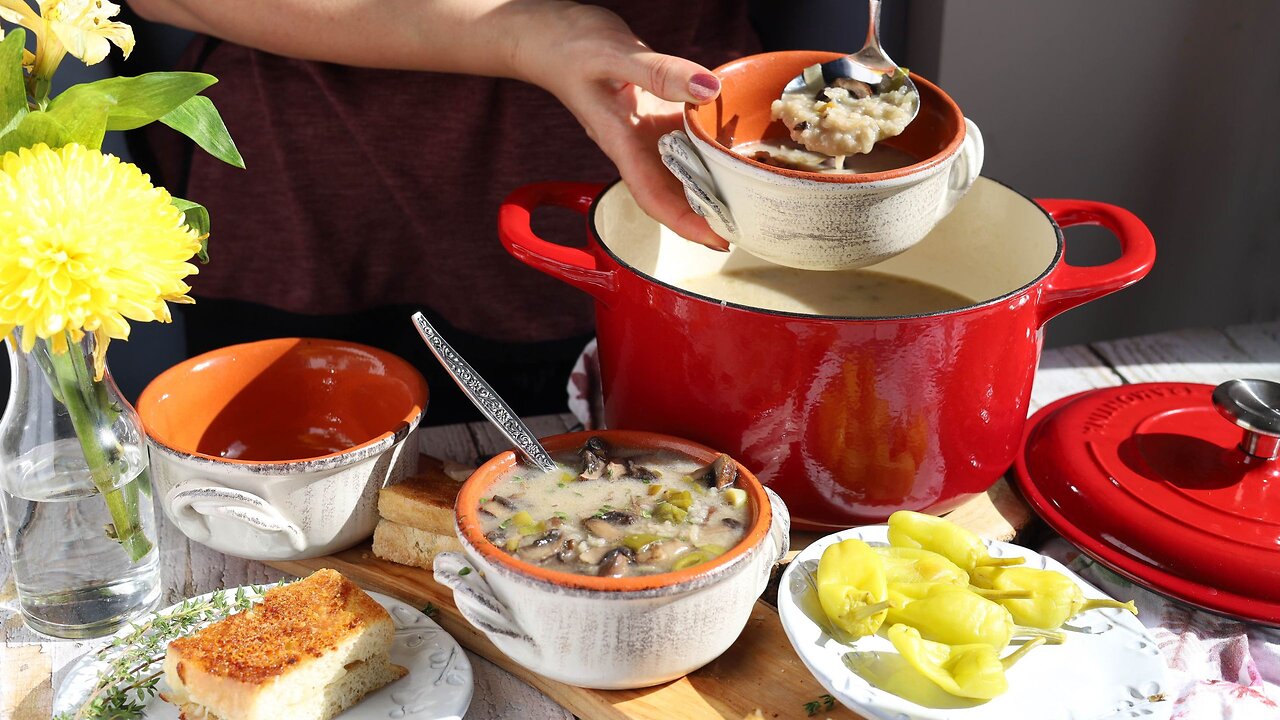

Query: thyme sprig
left=56, top=583, right=284, bottom=720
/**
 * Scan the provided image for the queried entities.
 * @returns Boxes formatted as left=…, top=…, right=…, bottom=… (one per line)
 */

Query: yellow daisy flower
left=0, top=143, right=200, bottom=378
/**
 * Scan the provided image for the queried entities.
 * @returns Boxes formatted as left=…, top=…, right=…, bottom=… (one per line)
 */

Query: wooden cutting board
left=268, top=458, right=1032, bottom=720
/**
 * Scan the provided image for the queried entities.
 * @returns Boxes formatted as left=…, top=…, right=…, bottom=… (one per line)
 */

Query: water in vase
left=1, top=439, right=160, bottom=638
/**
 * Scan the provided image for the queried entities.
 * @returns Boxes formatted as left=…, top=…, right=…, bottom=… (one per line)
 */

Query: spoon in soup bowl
left=780, top=0, right=919, bottom=124
left=410, top=312, right=557, bottom=473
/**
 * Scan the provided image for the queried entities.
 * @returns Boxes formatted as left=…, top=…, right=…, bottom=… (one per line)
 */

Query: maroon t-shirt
left=150, top=4, right=759, bottom=343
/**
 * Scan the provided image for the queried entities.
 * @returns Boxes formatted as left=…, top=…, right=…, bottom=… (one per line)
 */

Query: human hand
left=518, top=4, right=729, bottom=250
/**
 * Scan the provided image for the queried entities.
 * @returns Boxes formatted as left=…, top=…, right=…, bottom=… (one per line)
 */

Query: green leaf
left=48, top=72, right=217, bottom=132
left=171, top=197, right=212, bottom=262
left=0, top=29, right=28, bottom=137
left=0, top=111, right=70, bottom=154
left=160, top=95, right=244, bottom=169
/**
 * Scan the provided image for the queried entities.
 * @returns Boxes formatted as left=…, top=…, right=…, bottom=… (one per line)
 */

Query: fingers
left=616, top=50, right=721, bottom=106
left=617, top=147, right=730, bottom=251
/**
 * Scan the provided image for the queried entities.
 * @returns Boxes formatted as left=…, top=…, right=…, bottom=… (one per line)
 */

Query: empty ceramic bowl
left=137, top=338, right=428, bottom=560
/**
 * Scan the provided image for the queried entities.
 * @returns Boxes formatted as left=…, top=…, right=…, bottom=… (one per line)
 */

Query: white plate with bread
left=55, top=570, right=473, bottom=720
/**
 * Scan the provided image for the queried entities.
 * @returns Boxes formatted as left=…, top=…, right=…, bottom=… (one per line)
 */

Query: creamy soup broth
left=479, top=438, right=750, bottom=578
left=680, top=267, right=974, bottom=317
left=734, top=139, right=917, bottom=174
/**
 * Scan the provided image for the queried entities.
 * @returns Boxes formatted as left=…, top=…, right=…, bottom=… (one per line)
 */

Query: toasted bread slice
left=163, top=569, right=405, bottom=720
left=372, top=518, right=463, bottom=569
left=378, top=472, right=460, bottom=535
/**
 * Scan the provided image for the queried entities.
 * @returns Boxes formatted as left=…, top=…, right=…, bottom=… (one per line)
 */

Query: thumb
left=618, top=50, right=720, bottom=105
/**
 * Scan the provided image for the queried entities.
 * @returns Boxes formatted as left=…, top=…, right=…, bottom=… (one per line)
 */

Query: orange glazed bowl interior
left=686, top=50, right=966, bottom=183
left=137, top=338, right=429, bottom=463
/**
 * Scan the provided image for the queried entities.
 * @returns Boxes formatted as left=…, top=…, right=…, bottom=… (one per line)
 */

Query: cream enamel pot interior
left=498, top=177, right=1155, bottom=530
left=433, top=430, right=790, bottom=689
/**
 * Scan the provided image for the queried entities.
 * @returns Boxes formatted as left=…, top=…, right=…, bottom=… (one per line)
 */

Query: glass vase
left=0, top=329, right=160, bottom=638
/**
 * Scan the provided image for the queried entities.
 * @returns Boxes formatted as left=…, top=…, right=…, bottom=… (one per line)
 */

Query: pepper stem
left=1078, top=598, right=1138, bottom=616
left=850, top=600, right=893, bottom=622
left=1001, top=636, right=1047, bottom=670
left=1012, top=626, right=1066, bottom=644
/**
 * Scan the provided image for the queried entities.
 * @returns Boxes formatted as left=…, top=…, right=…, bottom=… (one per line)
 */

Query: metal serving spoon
left=410, top=312, right=558, bottom=472
left=781, top=0, right=919, bottom=123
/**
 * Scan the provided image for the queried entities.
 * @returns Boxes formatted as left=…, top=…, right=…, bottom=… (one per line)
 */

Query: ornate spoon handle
left=411, top=312, right=558, bottom=473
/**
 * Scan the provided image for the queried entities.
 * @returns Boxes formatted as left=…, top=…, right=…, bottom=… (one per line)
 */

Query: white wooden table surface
left=3, top=320, right=1278, bottom=720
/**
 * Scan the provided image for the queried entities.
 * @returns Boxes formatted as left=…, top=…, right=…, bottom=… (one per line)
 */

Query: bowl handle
left=658, top=130, right=739, bottom=242
left=938, top=118, right=985, bottom=218
left=497, top=182, right=617, bottom=305
left=763, top=486, right=792, bottom=567
left=434, top=552, right=537, bottom=649
left=165, top=479, right=307, bottom=553
left=1035, top=199, right=1156, bottom=324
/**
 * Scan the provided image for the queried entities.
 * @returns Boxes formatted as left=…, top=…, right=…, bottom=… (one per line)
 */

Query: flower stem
left=47, top=338, right=152, bottom=562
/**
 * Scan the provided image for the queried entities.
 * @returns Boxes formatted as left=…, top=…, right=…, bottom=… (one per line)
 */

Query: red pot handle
left=1035, top=198, right=1155, bottom=324
left=498, top=182, right=616, bottom=304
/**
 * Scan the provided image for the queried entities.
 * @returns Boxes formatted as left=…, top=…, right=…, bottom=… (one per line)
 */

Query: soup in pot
left=680, top=267, right=973, bottom=317
left=479, top=437, right=749, bottom=578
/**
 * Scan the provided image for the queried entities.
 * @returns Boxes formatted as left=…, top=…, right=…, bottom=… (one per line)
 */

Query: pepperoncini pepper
left=815, top=538, right=892, bottom=639
left=887, top=510, right=1024, bottom=573
left=874, top=546, right=1032, bottom=607
left=884, top=584, right=1064, bottom=649
left=970, top=566, right=1139, bottom=629
left=887, top=624, right=1046, bottom=700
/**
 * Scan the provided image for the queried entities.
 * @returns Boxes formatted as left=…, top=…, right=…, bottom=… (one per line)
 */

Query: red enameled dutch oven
left=497, top=178, right=1154, bottom=529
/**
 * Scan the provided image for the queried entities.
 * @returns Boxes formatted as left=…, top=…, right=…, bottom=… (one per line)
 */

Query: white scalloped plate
left=54, top=589, right=473, bottom=720
left=778, top=526, right=1171, bottom=720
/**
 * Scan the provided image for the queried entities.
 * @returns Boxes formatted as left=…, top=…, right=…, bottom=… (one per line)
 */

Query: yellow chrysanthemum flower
left=0, top=143, right=199, bottom=378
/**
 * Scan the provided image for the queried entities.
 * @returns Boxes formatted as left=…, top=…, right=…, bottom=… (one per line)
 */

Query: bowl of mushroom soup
left=432, top=430, right=791, bottom=689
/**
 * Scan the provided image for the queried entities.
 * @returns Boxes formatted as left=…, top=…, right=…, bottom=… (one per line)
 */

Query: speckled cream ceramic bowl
left=659, top=50, right=983, bottom=270
left=137, top=338, right=428, bottom=561
left=433, top=430, right=791, bottom=689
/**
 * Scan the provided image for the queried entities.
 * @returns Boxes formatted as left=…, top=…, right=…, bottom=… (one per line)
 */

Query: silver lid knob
left=1212, top=379, right=1280, bottom=460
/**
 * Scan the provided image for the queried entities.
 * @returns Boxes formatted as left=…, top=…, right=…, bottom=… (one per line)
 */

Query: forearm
left=128, top=0, right=580, bottom=83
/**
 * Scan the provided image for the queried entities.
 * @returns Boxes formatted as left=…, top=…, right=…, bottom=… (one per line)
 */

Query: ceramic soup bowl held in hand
left=433, top=430, right=791, bottom=689
left=138, top=338, right=428, bottom=561
left=660, top=50, right=983, bottom=270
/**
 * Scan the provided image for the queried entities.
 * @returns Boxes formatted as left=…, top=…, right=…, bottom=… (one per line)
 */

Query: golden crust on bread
left=167, top=569, right=390, bottom=685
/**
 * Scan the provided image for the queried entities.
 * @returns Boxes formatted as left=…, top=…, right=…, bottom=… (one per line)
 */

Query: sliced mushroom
left=583, top=436, right=611, bottom=459
left=832, top=77, right=873, bottom=99
left=605, top=462, right=626, bottom=481
left=584, top=517, right=625, bottom=541
left=556, top=538, right=578, bottom=563
left=485, top=529, right=507, bottom=545
left=721, top=517, right=743, bottom=530
left=488, top=495, right=517, bottom=510
left=636, top=540, right=691, bottom=565
left=691, top=454, right=737, bottom=490
left=597, top=510, right=636, bottom=526
left=577, top=543, right=613, bottom=565
left=597, top=547, right=635, bottom=578
left=625, top=460, right=659, bottom=483
left=579, top=449, right=606, bottom=481
left=516, top=529, right=563, bottom=563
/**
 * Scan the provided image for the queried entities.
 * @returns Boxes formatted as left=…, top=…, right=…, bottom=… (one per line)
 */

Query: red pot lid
left=1013, top=380, right=1280, bottom=626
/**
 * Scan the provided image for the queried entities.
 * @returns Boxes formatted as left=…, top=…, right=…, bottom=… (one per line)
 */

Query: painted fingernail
left=689, top=73, right=720, bottom=101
